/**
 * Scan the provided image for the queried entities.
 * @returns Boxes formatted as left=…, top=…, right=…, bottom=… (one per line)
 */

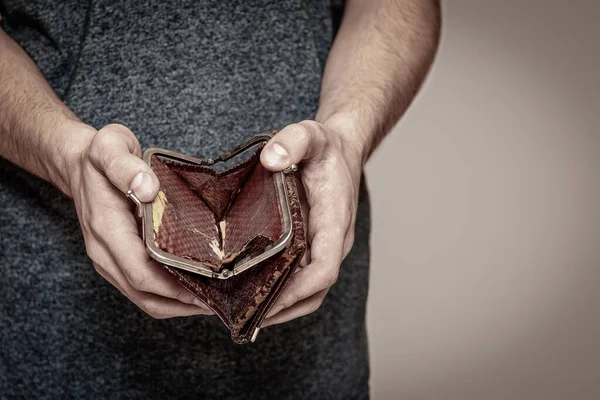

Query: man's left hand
left=259, top=120, right=364, bottom=327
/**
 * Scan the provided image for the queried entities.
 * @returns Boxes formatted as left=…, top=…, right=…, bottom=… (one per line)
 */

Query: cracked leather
left=149, top=141, right=305, bottom=344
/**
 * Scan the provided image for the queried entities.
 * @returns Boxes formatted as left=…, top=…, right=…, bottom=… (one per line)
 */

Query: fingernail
left=130, top=171, right=153, bottom=200
left=264, top=143, right=289, bottom=167
left=273, top=143, right=288, bottom=157
left=266, top=304, right=283, bottom=318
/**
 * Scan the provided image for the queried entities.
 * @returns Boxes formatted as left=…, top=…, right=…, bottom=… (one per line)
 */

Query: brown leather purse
left=126, top=132, right=305, bottom=344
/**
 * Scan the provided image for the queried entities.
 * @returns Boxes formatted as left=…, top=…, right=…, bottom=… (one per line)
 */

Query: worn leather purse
left=127, top=132, right=306, bottom=344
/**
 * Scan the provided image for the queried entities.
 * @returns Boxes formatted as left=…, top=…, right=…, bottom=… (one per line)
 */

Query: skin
left=0, top=0, right=441, bottom=323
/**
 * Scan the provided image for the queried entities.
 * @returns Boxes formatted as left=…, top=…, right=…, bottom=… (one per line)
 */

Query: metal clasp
left=132, top=131, right=297, bottom=280
left=126, top=189, right=144, bottom=218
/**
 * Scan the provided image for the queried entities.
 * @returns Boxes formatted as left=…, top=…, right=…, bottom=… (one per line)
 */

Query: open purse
left=127, top=132, right=306, bottom=344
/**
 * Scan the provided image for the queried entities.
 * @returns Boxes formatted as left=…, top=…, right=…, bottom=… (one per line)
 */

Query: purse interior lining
left=149, top=147, right=284, bottom=272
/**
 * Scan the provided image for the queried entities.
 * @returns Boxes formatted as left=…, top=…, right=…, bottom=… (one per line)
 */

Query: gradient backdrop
left=366, top=1, right=600, bottom=398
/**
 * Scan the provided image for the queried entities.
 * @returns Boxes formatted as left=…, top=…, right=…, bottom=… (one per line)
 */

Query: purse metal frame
left=130, top=133, right=294, bottom=280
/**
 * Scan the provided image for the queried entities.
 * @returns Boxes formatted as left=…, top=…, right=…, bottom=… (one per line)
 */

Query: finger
left=139, top=299, right=212, bottom=318
left=130, top=290, right=213, bottom=319
left=130, top=289, right=212, bottom=319
left=260, top=120, right=327, bottom=171
left=94, top=245, right=212, bottom=319
left=262, top=289, right=328, bottom=327
left=342, top=215, right=357, bottom=258
left=116, top=278, right=212, bottom=319
left=88, top=123, right=159, bottom=202
left=265, top=175, right=352, bottom=314
left=264, top=228, right=343, bottom=317
left=91, top=252, right=128, bottom=294
left=95, top=212, right=213, bottom=311
left=86, top=233, right=213, bottom=315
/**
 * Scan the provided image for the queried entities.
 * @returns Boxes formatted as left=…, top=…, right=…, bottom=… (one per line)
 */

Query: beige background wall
left=365, top=1, right=600, bottom=399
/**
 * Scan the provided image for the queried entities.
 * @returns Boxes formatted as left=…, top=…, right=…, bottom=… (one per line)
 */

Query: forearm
left=316, top=0, right=441, bottom=162
left=0, top=28, right=93, bottom=196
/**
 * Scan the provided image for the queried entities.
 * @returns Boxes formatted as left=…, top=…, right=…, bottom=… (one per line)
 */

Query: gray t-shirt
left=0, top=1, right=370, bottom=398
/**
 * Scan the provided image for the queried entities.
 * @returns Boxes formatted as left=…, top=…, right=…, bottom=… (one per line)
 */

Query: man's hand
left=259, top=120, right=364, bottom=327
left=258, top=0, right=441, bottom=326
left=69, top=124, right=213, bottom=318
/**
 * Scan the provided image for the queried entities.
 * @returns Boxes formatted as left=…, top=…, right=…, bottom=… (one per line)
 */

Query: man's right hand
left=68, top=123, right=213, bottom=318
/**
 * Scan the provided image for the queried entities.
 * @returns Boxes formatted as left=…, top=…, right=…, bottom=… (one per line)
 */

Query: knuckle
left=292, top=292, right=303, bottom=305
left=89, top=136, right=117, bottom=171
left=95, top=125, right=121, bottom=146
left=281, top=292, right=301, bottom=309
left=286, top=123, right=310, bottom=142
left=98, top=124, right=140, bottom=155
left=344, top=232, right=356, bottom=255
left=125, top=269, right=147, bottom=292
left=345, top=202, right=355, bottom=219
left=103, top=153, right=122, bottom=174
left=300, top=120, right=327, bottom=146
left=92, top=263, right=109, bottom=281
left=139, top=299, right=166, bottom=319
left=174, top=288, right=191, bottom=303
left=343, top=244, right=353, bottom=259
left=85, top=243, right=102, bottom=264
left=87, top=135, right=106, bottom=166
left=308, top=300, right=323, bottom=314
left=299, top=119, right=321, bottom=132
left=101, top=123, right=132, bottom=138
left=80, top=215, right=92, bottom=233
left=88, top=213, right=105, bottom=236
left=92, top=263, right=102, bottom=274
left=325, top=271, right=339, bottom=287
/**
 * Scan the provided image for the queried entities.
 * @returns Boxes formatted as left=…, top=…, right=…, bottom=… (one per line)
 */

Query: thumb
left=260, top=121, right=327, bottom=171
left=88, top=124, right=159, bottom=202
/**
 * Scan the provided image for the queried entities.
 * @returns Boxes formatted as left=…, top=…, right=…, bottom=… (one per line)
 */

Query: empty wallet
left=128, top=132, right=306, bottom=344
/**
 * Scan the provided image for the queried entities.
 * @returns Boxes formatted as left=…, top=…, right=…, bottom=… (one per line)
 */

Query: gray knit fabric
left=0, top=1, right=370, bottom=398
